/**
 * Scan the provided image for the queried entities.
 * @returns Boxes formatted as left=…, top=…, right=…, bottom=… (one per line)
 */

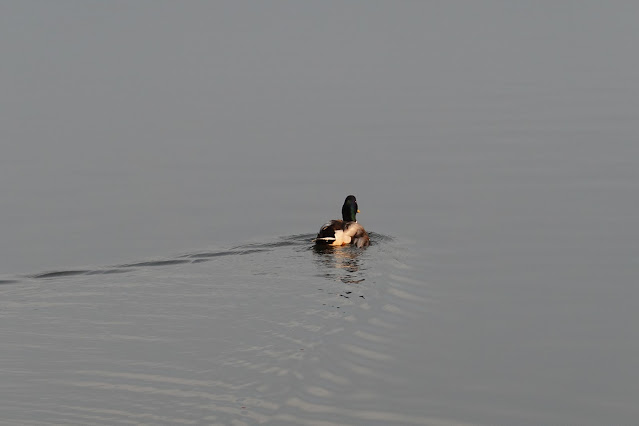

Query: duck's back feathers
left=316, top=220, right=344, bottom=239
left=346, top=222, right=370, bottom=248
left=315, top=219, right=370, bottom=248
left=314, top=220, right=343, bottom=245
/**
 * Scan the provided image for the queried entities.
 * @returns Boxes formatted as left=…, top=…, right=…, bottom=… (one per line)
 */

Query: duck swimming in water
left=314, top=195, right=370, bottom=248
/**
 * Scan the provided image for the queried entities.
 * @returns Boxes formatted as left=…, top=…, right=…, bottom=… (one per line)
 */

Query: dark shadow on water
left=31, top=270, right=92, bottom=279
left=180, top=249, right=268, bottom=259
left=86, top=268, right=134, bottom=275
left=17, top=232, right=392, bottom=284
left=119, top=259, right=191, bottom=268
left=231, top=233, right=317, bottom=250
left=29, top=268, right=133, bottom=280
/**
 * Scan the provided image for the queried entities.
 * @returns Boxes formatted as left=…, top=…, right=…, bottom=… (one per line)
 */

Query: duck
left=314, top=195, right=370, bottom=248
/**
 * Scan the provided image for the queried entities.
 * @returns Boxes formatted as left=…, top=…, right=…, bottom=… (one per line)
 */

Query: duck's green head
left=341, top=195, right=360, bottom=222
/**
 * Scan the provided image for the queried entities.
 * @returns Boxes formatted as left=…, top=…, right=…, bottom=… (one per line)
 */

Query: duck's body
left=314, top=195, right=370, bottom=248
left=316, top=219, right=370, bottom=248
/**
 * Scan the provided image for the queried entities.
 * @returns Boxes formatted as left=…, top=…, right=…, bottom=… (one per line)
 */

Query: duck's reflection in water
left=312, top=244, right=366, bottom=284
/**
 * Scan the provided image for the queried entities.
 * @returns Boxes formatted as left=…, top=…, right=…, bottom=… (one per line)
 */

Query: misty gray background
left=1, top=2, right=639, bottom=425
left=3, top=1, right=636, bottom=274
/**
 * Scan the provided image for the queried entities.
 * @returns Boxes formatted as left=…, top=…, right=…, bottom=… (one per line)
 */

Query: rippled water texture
left=2, top=2, right=639, bottom=425
left=1, top=234, right=452, bottom=425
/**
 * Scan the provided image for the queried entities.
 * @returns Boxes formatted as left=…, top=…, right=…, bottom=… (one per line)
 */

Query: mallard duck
left=314, top=195, right=370, bottom=248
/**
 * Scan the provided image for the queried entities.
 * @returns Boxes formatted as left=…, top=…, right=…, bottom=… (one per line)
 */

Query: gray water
left=2, top=2, right=638, bottom=425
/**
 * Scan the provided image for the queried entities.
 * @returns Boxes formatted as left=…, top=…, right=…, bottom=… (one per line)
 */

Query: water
left=2, top=2, right=639, bottom=425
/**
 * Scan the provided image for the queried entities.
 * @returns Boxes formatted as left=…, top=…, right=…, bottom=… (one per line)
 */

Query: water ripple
left=8, top=232, right=394, bottom=285
left=0, top=231, right=449, bottom=425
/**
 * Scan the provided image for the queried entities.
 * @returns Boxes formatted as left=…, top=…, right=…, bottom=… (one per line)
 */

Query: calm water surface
left=2, top=2, right=639, bottom=425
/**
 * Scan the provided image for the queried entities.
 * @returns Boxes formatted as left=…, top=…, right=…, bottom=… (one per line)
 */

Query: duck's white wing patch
left=315, top=237, right=336, bottom=242
left=314, top=230, right=345, bottom=245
